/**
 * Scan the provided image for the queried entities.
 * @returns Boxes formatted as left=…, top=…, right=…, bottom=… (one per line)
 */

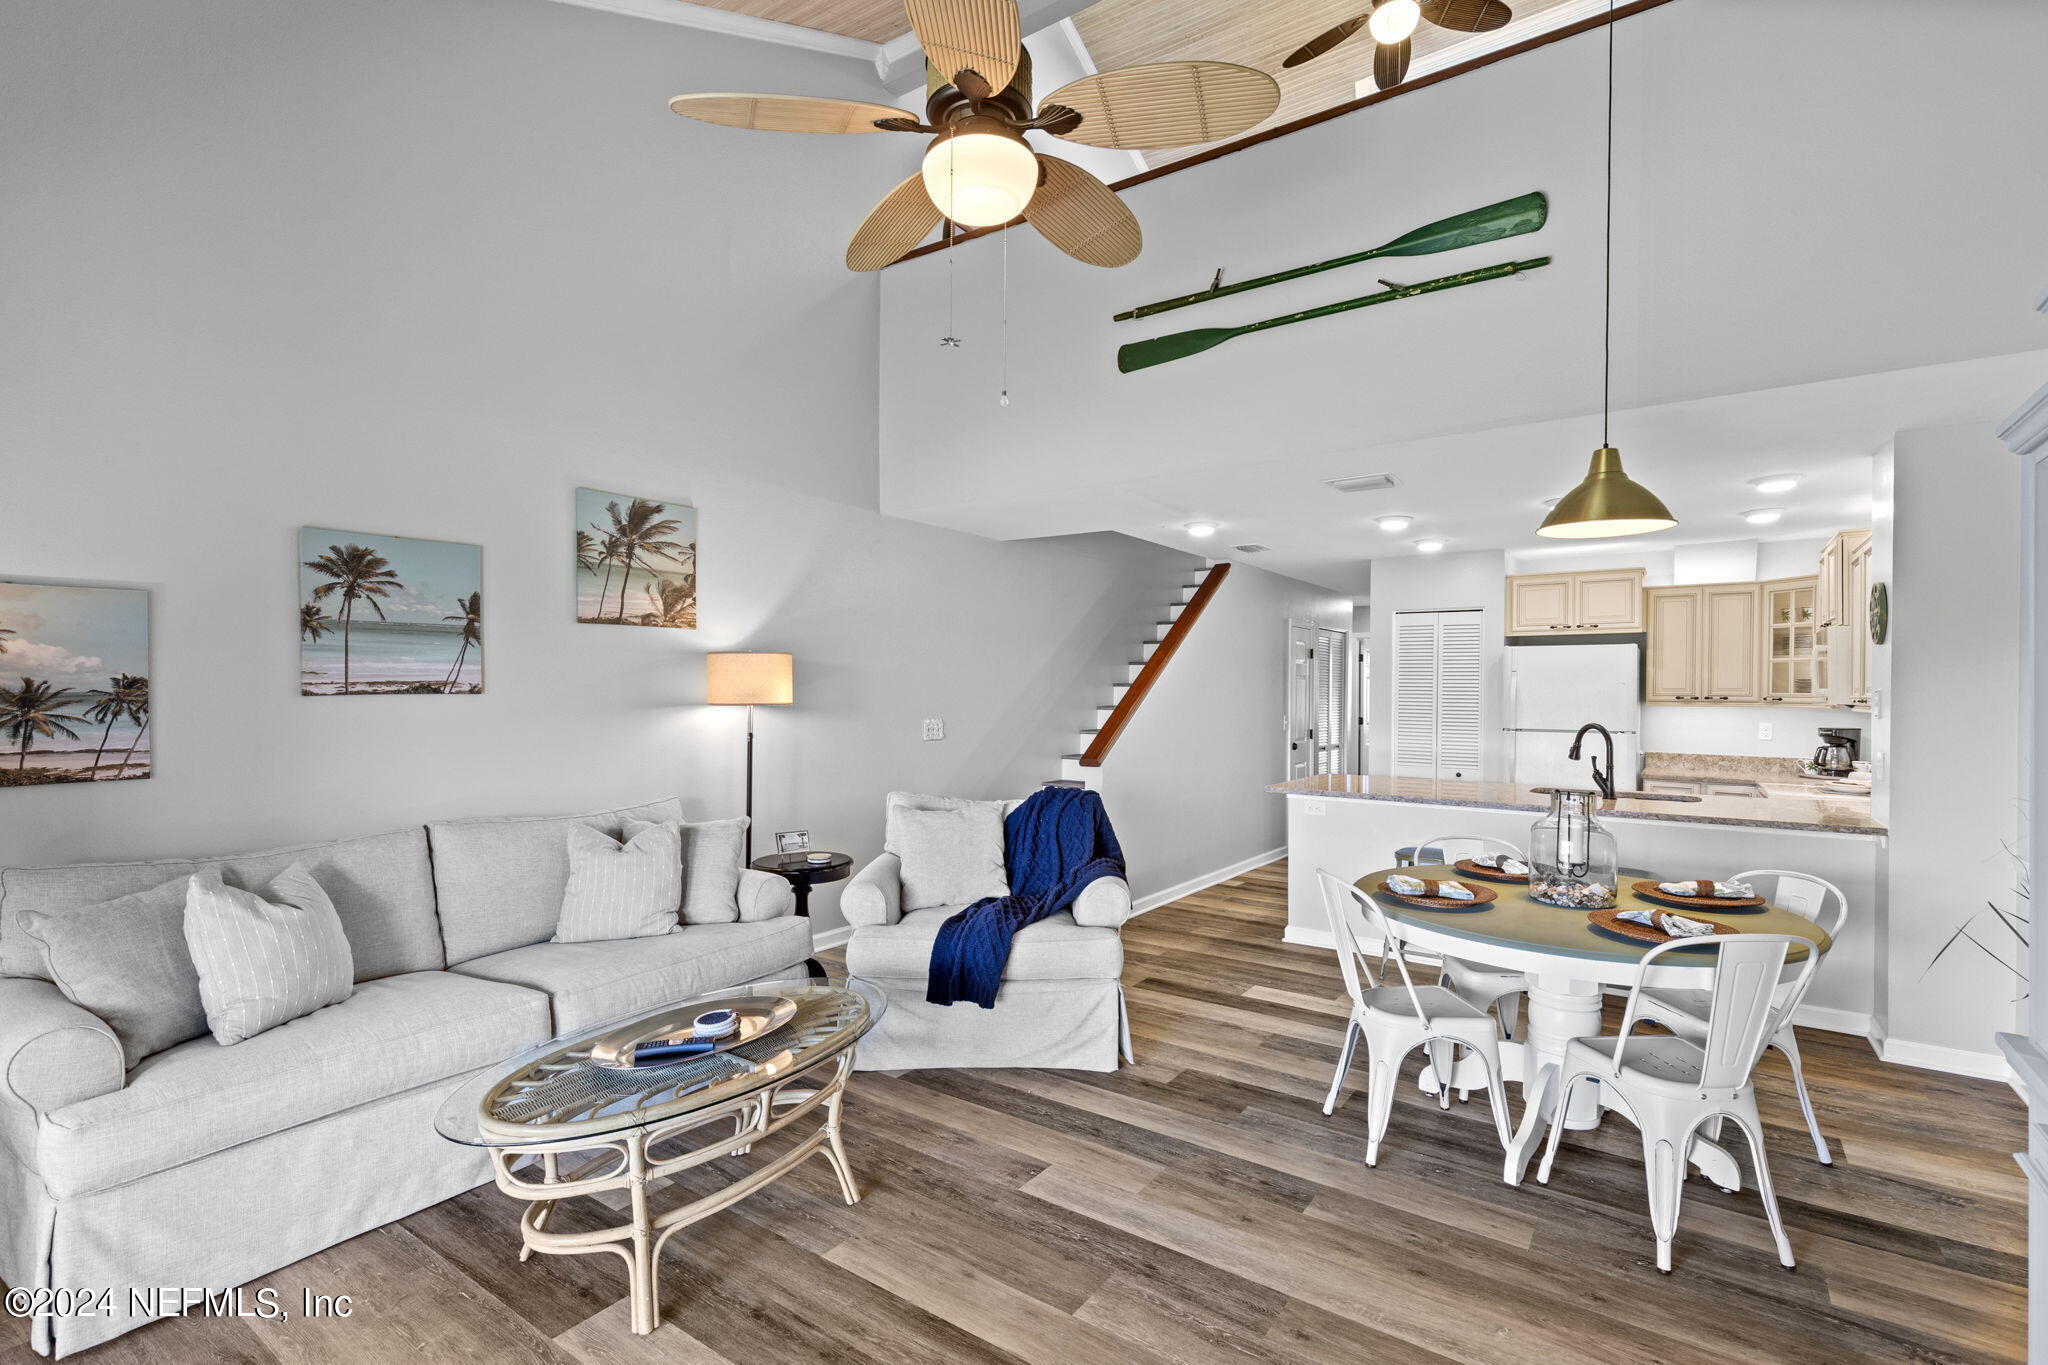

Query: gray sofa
left=840, top=793, right=1134, bottom=1072
left=0, top=798, right=807, bottom=1358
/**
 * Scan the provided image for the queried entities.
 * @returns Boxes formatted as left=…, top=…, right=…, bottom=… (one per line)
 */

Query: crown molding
left=544, top=0, right=884, bottom=65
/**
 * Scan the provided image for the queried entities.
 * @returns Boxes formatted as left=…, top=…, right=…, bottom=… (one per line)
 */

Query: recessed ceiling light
left=1374, top=515, right=1413, bottom=532
left=1183, top=520, right=1220, bottom=537
left=1412, top=538, right=1446, bottom=553
left=1749, top=474, right=1802, bottom=494
left=1741, top=508, right=1785, bottom=526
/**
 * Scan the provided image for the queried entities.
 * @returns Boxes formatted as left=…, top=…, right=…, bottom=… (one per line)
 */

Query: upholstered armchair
left=840, top=793, right=1135, bottom=1071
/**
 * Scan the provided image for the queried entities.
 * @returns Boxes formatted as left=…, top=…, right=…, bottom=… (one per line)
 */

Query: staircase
left=1057, top=562, right=1233, bottom=788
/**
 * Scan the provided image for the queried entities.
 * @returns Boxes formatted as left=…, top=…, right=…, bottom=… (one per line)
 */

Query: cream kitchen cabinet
left=1505, top=568, right=1645, bottom=635
left=1816, top=529, right=1873, bottom=710
left=1762, top=576, right=1821, bottom=705
left=1645, top=583, right=1763, bottom=704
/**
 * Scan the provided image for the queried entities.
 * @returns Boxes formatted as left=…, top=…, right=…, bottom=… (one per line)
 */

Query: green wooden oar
left=1116, top=256, right=1550, bottom=374
left=1111, top=191, right=1547, bottom=323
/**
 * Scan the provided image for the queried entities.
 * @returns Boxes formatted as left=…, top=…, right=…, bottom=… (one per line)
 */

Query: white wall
left=1366, top=550, right=1507, bottom=778
left=1100, top=566, right=1349, bottom=897
left=1876, top=423, right=2025, bottom=1069
left=877, top=0, right=2048, bottom=537
left=0, top=0, right=1316, bottom=929
left=1640, top=705, right=1841, bottom=761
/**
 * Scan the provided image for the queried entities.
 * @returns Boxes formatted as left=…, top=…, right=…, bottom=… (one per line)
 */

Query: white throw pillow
left=183, top=865, right=355, bottom=1046
left=679, top=817, right=748, bottom=925
left=893, top=805, right=1010, bottom=911
left=554, top=819, right=685, bottom=943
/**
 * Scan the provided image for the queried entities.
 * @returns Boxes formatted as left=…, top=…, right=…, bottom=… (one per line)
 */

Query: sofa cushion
left=883, top=792, right=1022, bottom=858
left=16, top=877, right=206, bottom=1069
left=844, top=908, right=1122, bottom=982
left=38, top=970, right=548, bottom=1198
left=184, top=866, right=355, bottom=1046
left=429, top=799, right=683, bottom=964
left=554, top=820, right=683, bottom=944
left=679, top=816, right=749, bottom=924
left=450, top=918, right=812, bottom=1036
left=0, top=828, right=441, bottom=984
left=893, top=806, right=1010, bottom=912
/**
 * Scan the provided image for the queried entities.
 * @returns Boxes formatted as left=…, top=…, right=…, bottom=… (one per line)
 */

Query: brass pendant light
left=1537, top=0, right=1675, bottom=540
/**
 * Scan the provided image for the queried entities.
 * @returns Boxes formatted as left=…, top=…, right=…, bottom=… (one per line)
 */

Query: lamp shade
left=706, top=653, right=792, bottom=705
left=1536, top=447, right=1677, bottom=539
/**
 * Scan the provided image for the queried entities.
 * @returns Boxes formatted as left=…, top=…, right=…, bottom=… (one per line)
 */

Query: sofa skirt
left=851, top=976, right=1130, bottom=1072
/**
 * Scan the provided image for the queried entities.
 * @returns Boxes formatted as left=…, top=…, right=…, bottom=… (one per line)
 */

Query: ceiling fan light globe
left=1368, top=0, right=1423, bottom=44
left=921, top=131, right=1038, bottom=228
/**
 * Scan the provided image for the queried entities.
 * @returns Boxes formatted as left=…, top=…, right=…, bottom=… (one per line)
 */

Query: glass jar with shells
left=1528, top=788, right=1618, bottom=910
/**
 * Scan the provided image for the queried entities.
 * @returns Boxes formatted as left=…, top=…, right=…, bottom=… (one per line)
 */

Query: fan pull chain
left=940, top=238, right=960, bottom=348
left=999, top=227, right=1011, bottom=407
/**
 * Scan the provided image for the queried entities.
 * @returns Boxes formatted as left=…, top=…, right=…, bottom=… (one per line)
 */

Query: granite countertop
left=1642, top=751, right=1874, bottom=803
left=1266, top=773, right=1885, bottom=836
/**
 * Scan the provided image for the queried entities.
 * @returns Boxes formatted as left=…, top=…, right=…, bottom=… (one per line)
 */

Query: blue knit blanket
left=926, top=787, right=1125, bottom=1009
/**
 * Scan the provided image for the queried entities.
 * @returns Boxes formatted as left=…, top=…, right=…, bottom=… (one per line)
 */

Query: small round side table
left=750, top=852, right=853, bottom=981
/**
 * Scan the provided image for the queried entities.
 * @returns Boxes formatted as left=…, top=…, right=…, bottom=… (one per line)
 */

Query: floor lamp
left=706, top=652, right=792, bottom=863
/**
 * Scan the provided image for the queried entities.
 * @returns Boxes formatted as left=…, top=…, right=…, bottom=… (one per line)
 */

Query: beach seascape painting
left=0, top=582, right=152, bottom=786
left=299, top=528, right=483, bottom=695
left=575, top=487, right=697, bottom=629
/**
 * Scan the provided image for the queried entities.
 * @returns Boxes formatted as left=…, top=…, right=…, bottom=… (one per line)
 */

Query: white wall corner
left=1998, top=381, right=2048, bottom=457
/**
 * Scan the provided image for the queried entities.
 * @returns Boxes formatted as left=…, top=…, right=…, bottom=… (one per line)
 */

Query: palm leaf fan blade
left=1023, top=156, right=1141, bottom=267
left=1282, top=14, right=1371, bottom=68
left=1042, top=63, right=1279, bottom=150
left=1420, top=0, right=1513, bottom=32
left=666, top=93, right=917, bottom=133
left=846, top=174, right=944, bottom=272
left=904, top=0, right=1021, bottom=96
left=1373, top=37, right=1411, bottom=90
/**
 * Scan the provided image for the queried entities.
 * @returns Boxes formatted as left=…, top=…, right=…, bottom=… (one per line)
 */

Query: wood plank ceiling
left=683, top=0, right=1594, bottom=162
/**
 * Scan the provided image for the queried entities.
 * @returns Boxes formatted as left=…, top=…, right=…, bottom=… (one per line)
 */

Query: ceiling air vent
left=1233, top=543, right=1270, bottom=554
left=1323, top=472, right=1399, bottom=494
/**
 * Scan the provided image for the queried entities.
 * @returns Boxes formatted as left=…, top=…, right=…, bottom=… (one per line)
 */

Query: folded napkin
left=1657, top=879, right=1754, bottom=899
left=1386, top=875, right=1476, bottom=901
left=1468, top=854, right=1532, bottom=875
left=1617, top=908, right=1719, bottom=938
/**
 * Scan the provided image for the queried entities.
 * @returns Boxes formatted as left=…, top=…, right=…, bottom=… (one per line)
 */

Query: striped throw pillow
left=553, top=819, right=684, bottom=944
left=183, top=865, right=354, bottom=1045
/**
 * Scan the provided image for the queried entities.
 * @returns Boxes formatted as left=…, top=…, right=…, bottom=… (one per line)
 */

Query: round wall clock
left=1869, top=582, right=1889, bottom=644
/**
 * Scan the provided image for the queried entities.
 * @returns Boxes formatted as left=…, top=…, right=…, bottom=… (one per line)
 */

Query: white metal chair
left=1402, top=835, right=1530, bottom=1040
left=1537, top=933, right=1821, bottom=1272
left=1314, top=869, right=1514, bottom=1166
left=1632, top=869, right=1845, bottom=1165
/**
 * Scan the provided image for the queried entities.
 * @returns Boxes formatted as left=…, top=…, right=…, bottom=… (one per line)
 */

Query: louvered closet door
left=1393, top=609, right=1484, bottom=781
left=1313, top=627, right=1346, bottom=774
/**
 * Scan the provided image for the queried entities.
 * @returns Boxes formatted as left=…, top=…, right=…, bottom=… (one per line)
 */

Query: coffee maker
left=1813, top=726, right=1860, bottom=777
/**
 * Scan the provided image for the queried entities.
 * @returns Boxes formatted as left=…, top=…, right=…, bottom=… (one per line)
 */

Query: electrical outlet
left=1758, top=722, right=1773, bottom=741
left=1302, top=800, right=1325, bottom=816
left=922, top=718, right=945, bottom=741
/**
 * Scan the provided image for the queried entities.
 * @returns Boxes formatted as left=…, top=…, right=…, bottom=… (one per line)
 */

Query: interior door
left=1312, top=627, right=1347, bottom=774
left=1286, top=623, right=1314, bottom=779
left=1393, top=609, right=1483, bottom=780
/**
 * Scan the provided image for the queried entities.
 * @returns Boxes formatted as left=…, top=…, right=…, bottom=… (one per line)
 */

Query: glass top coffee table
left=435, top=976, right=883, bottom=1335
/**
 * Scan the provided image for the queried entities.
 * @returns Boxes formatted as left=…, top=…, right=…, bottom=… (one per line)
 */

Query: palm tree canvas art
left=0, top=582, right=151, bottom=787
left=575, top=487, right=697, bottom=629
left=298, top=527, right=483, bottom=695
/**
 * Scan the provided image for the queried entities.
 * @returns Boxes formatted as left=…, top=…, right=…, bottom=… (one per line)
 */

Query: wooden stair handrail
left=1081, top=562, right=1232, bottom=768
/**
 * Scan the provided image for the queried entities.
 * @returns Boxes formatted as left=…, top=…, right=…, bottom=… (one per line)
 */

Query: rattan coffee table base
left=484, top=1050, right=859, bottom=1334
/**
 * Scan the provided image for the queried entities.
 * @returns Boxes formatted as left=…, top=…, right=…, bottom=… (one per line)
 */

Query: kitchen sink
left=1531, top=787, right=1703, bottom=803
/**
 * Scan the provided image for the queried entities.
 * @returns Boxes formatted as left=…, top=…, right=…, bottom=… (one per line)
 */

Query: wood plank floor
left=5, top=860, right=2028, bottom=1362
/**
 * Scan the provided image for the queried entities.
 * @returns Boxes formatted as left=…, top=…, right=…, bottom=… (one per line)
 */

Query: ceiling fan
left=1283, top=0, right=1512, bottom=90
left=669, top=0, right=1280, bottom=272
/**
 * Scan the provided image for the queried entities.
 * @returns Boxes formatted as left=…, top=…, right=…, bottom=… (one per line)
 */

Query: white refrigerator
left=1503, top=643, right=1642, bottom=790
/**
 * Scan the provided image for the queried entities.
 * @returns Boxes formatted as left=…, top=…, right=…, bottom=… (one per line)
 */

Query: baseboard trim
left=1281, top=925, right=1334, bottom=950
left=811, top=924, right=852, bottom=952
left=1133, top=847, right=1286, bottom=915
left=1877, top=1035, right=2015, bottom=1082
left=1790, top=1005, right=1873, bottom=1038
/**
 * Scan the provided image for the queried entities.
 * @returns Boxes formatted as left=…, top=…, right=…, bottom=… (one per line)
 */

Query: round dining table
left=1356, top=865, right=1833, bottom=1189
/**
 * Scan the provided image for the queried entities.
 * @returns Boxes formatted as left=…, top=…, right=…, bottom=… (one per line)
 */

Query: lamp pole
left=744, top=702, right=756, bottom=863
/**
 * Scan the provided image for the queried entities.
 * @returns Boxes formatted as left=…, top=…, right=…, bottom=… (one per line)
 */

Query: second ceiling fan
left=669, top=0, right=1279, bottom=272
left=1284, top=0, right=1513, bottom=90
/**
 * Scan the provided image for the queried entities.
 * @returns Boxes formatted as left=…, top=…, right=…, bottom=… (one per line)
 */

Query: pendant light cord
left=1602, top=0, right=1614, bottom=448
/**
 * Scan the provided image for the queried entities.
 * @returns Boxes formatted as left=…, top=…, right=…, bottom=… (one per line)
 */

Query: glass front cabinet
left=1763, top=575, right=1821, bottom=705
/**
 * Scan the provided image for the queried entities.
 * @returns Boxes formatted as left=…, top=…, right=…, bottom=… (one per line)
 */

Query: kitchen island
left=1269, top=773, right=1883, bottom=1029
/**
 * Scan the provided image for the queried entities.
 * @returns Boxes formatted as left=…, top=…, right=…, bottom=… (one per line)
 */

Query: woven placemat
left=1373, top=878, right=1498, bottom=912
left=1588, top=906, right=1739, bottom=947
left=1630, top=880, right=1765, bottom=911
left=1453, top=858, right=1529, bottom=884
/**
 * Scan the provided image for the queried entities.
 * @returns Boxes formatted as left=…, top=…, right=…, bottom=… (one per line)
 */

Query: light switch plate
left=922, top=718, right=944, bottom=741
